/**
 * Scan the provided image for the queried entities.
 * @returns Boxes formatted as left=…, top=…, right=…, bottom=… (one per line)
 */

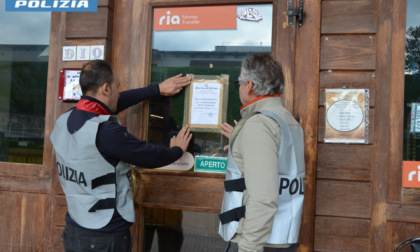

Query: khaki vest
left=219, top=110, right=305, bottom=244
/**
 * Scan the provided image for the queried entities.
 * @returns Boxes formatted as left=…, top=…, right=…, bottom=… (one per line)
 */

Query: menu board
left=325, top=89, right=369, bottom=143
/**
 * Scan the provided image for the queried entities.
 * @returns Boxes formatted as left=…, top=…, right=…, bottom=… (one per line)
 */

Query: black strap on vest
left=224, top=178, right=246, bottom=192
left=91, top=173, right=116, bottom=189
left=88, top=198, right=116, bottom=212
left=218, top=205, right=246, bottom=224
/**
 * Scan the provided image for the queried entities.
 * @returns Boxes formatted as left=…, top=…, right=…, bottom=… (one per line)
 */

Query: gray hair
left=240, top=53, right=284, bottom=96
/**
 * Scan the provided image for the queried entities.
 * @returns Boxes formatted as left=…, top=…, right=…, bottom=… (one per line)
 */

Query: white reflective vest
left=50, top=111, right=135, bottom=229
left=219, top=110, right=305, bottom=244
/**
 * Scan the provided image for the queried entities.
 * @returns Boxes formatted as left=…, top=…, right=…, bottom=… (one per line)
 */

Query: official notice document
left=190, top=82, right=221, bottom=125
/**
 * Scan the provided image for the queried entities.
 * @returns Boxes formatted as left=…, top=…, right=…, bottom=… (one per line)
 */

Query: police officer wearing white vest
left=219, top=53, right=305, bottom=252
left=50, top=60, right=192, bottom=252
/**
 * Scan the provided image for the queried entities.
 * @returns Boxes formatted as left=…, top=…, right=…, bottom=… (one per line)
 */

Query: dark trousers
left=225, top=242, right=298, bottom=252
left=62, top=223, right=131, bottom=252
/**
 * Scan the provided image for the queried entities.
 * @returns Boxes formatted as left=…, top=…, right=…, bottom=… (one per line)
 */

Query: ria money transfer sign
left=5, top=0, right=97, bottom=12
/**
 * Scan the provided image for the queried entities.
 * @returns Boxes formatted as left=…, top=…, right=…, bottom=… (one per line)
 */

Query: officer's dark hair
left=79, top=60, right=113, bottom=95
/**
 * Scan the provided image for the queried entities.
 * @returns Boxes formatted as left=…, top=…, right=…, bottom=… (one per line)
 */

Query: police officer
left=219, top=53, right=305, bottom=252
left=50, top=60, right=192, bottom=252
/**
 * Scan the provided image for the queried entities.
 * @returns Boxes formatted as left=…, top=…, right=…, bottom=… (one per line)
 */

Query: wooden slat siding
left=0, top=176, right=50, bottom=194
left=387, top=221, right=420, bottom=252
left=317, top=143, right=373, bottom=181
left=321, top=1, right=377, bottom=34
left=65, top=7, right=114, bottom=39
left=370, top=0, right=391, bottom=250
left=292, top=1, right=321, bottom=251
left=402, top=188, right=420, bottom=202
left=387, top=203, right=420, bottom=224
left=0, top=192, right=50, bottom=252
left=54, top=195, right=68, bottom=227
left=138, top=170, right=225, bottom=213
left=318, top=108, right=375, bottom=143
left=388, top=0, right=408, bottom=203
left=273, top=0, right=296, bottom=112
left=320, top=35, right=376, bottom=70
left=315, top=180, right=372, bottom=218
left=111, top=0, right=133, bottom=127
left=314, top=216, right=371, bottom=252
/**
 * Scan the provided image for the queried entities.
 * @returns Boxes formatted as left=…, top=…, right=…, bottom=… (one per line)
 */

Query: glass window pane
left=148, top=4, right=272, bottom=157
left=0, top=0, right=50, bottom=164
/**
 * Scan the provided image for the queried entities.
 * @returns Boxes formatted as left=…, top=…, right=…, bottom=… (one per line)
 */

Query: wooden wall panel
left=138, top=170, right=224, bottom=213
left=317, top=143, right=373, bottom=181
left=322, top=1, right=377, bottom=34
left=314, top=216, right=370, bottom=252
left=65, top=7, right=114, bottom=39
left=316, top=180, right=372, bottom=218
left=320, top=35, right=376, bottom=70
left=0, top=192, right=50, bottom=252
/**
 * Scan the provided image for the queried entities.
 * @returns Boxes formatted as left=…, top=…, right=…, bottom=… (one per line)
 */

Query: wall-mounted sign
left=237, top=7, right=263, bottom=22
left=5, top=0, right=97, bottom=12
left=183, top=74, right=229, bottom=132
left=402, top=161, right=420, bottom=188
left=63, top=45, right=104, bottom=61
left=59, top=69, right=82, bottom=101
left=154, top=6, right=237, bottom=31
left=325, top=89, right=369, bottom=143
left=195, top=156, right=227, bottom=173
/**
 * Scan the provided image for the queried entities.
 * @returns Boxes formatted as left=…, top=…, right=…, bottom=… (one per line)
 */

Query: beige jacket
left=229, top=96, right=301, bottom=252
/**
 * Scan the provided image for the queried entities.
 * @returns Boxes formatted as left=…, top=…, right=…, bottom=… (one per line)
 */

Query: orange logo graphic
left=154, top=6, right=237, bottom=31
left=402, top=161, right=420, bottom=188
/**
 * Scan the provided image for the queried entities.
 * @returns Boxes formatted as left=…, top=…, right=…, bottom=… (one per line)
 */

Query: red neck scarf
left=76, top=99, right=110, bottom=115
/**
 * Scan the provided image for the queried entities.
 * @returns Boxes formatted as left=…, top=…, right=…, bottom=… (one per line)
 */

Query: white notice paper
left=190, top=82, right=221, bottom=125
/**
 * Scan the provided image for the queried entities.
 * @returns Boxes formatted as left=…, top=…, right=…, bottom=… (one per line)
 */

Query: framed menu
left=325, top=89, right=369, bottom=143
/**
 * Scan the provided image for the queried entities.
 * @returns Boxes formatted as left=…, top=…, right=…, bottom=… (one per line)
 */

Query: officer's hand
left=170, top=125, right=192, bottom=152
left=221, top=120, right=237, bottom=151
left=159, top=74, right=191, bottom=96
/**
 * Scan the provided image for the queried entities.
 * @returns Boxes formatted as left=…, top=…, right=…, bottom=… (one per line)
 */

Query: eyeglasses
left=234, top=80, right=241, bottom=89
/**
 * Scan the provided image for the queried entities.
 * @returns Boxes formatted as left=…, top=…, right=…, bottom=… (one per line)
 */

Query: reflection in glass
left=0, top=1, right=50, bottom=164
left=404, top=0, right=420, bottom=160
left=148, top=4, right=272, bottom=157
left=145, top=4, right=272, bottom=251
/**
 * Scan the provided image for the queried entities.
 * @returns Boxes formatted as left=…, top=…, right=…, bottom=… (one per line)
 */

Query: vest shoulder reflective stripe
left=50, top=111, right=135, bottom=229
left=219, top=110, right=305, bottom=244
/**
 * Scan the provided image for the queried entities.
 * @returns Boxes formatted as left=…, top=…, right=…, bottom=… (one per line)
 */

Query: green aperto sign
left=194, top=156, right=227, bottom=173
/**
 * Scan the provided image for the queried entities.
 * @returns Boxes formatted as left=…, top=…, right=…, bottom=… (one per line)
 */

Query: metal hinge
left=287, top=0, right=304, bottom=27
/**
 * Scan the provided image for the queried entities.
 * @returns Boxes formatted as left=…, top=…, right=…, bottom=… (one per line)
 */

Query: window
left=145, top=4, right=273, bottom=251
left=403, top=0, right=420, bottom=161
left=0, top=0, right=51, bottom=164
left=148, top=4, right=273, bottom=156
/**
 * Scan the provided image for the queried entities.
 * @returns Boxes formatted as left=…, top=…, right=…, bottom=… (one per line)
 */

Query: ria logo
left=159, top=11, right=180, bottom=25
left=5, top=0, right=97, bottom=12
left=408, top=166, right=420, bottom=182
left=402, top=161, right=420, bottom=188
